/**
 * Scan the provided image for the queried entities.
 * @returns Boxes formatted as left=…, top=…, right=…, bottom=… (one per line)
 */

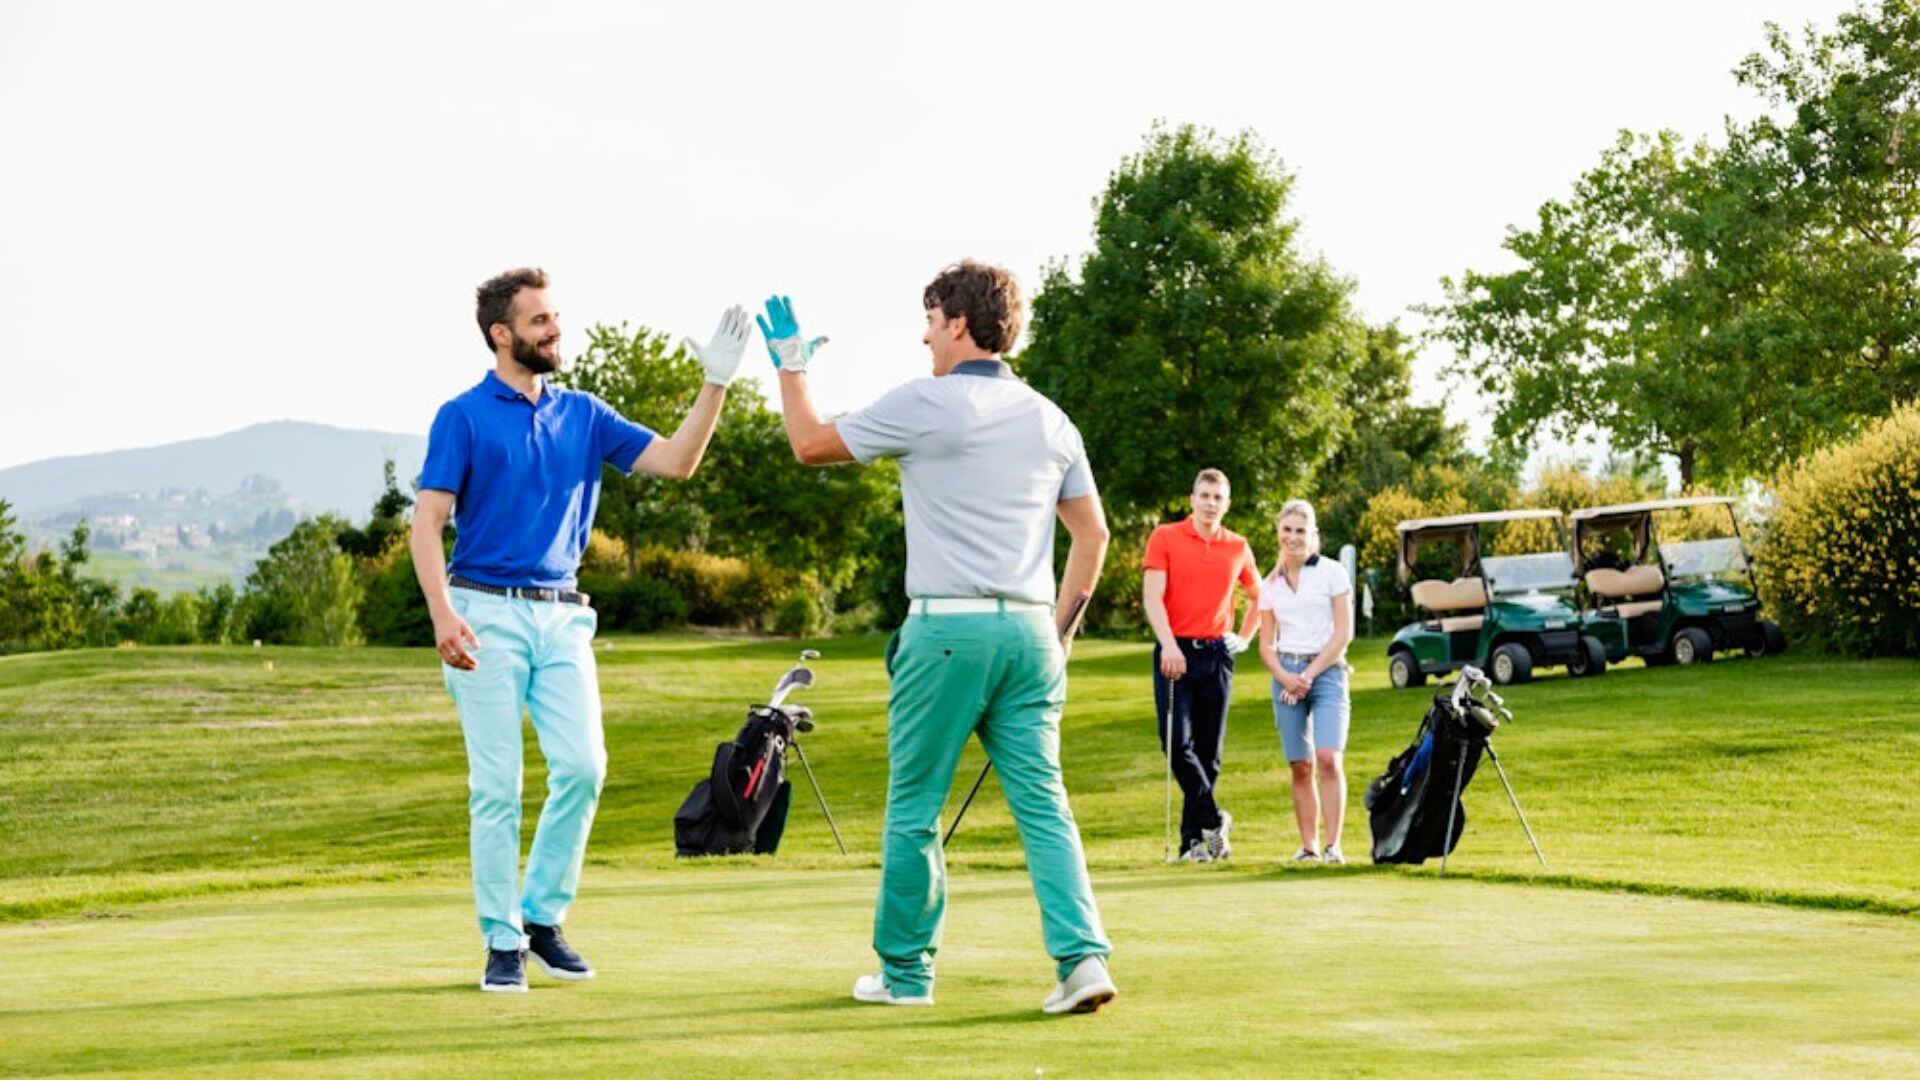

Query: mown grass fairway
left=3, top=636, right=1917, bottom=1076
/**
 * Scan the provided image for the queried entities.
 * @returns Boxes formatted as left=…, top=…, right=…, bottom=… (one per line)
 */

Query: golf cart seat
left=1411, top=577, right=1489, bottom=632
left=1586, top=566, right=1664, bottom=619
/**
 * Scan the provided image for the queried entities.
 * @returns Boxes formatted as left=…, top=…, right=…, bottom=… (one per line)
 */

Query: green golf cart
left=1568, top=495, right=1786, bottom=667
left=1386, top=509, right=1609, bottom=689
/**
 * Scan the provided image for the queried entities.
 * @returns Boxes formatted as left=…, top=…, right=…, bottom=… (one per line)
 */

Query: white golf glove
left=684, top=304, right=751, bottom=387
left=1222, top=631, right=1249, bottom=655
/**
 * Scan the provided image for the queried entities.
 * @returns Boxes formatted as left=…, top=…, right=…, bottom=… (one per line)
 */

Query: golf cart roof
left=1567, top=496, right=1732, bottom=524
left=1396, top=509, right=1563, bottom=585
left=1396, top=508, right=1563, bottom=534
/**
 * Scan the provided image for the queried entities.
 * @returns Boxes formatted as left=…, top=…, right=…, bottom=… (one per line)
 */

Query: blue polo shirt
left=420, top=371, right=655, bottom=589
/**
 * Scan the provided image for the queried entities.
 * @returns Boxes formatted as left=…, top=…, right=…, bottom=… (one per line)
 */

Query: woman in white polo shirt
left=1256, top=499, right=1355, bottom=863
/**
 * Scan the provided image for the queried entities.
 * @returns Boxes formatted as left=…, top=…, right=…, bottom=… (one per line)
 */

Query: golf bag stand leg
left=943, top=758, right=993, bottom=848
left=1482, top=740, right=1547, bottom=868
left=790, top=738, right=848, bottom=855
left=1439, top=739, right=1471, bottom=878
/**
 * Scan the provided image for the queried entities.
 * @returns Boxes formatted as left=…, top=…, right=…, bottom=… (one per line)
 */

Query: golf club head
left=789, top=706, right=815, bottom=733
left=1469, top=704, right=1500, bottom=732
left=798, top=648, right=821, bottom=662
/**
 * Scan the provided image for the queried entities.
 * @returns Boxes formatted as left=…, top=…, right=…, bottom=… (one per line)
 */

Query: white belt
left=913, top=597, right=1051, bottom=615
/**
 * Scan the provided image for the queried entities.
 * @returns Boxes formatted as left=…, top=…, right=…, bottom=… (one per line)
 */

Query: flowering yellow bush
left=1760, top=402, right=1920, bottom=656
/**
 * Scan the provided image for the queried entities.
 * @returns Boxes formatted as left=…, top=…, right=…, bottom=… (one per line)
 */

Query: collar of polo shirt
left=950, top=358, right=1015, bottom=379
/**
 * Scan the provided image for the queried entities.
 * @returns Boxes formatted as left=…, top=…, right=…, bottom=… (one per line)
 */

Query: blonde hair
left=1193, top=468, right=1229, bottom=491
left=1275, top=499, right=1321, bottom=556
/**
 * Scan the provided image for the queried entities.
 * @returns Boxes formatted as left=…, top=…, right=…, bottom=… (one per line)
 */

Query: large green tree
left=1020, top=123, right=1366, bottom=531
left=1431, top=0, right=1920, bottom=488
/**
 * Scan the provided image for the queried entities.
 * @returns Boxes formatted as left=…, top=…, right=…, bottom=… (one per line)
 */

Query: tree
left=244, top=516, right=362, bottom=646
left=1020, top=123, right=1366, bottom=532
left=1311, top=324, right=1473, bottom=560
left=1431, top=0, right=1920, bottom=488
left=336, top=457, right=413, bottom=560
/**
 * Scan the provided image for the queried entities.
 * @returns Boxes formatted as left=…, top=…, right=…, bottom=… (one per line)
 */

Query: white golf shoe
left=852, top=973, right=933, bottom=1006
left=1042, top=956, right=1118, bottom=1015
left=1321, top=843, right=1347, bottom=866
left=1201, top=810, right=1233, bottom=860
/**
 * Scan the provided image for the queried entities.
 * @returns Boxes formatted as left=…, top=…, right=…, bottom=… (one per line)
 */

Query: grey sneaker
left=1291, top=847, right=1321, bottom=863
left=1321, top=843, right=1347, bottom=866
left=1042, top=956, right=1117, bottom=1015
left=1179, top=838, right=1213, bottom=864
left=852, top=973, right=933, bottom=1006
left=1201, top=810, right=1233, bottom=860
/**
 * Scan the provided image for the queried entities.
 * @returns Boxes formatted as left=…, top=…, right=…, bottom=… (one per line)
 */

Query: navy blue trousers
left=1153, top=639, right=1232, bottom=850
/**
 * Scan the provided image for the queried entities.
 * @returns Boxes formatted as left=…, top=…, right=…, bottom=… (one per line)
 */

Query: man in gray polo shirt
left=757, top=260, right=1117, bottom=1015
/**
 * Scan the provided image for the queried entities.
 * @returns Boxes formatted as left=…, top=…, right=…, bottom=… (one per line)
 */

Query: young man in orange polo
left=1142, top=469, right=1261, bottom=861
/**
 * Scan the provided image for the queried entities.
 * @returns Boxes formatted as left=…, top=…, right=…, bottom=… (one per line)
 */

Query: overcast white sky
left=0, top=0, right=1859, bottom=471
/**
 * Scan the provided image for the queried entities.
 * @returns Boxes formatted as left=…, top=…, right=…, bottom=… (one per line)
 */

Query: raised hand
left=684, top=304, right=752, bottom=387
left=755, top=294, right=828, bottom=373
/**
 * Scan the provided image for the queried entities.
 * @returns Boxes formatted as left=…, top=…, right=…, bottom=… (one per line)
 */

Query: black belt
left=450, top=575, right=592, bottom=606
left=1173, top=636, right=1226, bottom=651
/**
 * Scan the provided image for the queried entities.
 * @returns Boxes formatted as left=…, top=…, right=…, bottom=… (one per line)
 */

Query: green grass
left=2, top=635, right=1917, bottom=1075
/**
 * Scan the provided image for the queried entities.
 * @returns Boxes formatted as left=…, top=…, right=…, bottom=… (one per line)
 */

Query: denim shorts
left=1271, top=654, right=1350, bottom=762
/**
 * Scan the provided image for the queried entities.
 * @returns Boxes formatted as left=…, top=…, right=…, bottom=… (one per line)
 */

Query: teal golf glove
left=684, top=304, right=752, bottom=387
left=756, top=295, right=828, bottom=373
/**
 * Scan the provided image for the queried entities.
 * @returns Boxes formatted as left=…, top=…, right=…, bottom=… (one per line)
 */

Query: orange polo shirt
left=1143, top=518, right=1260, bottom=637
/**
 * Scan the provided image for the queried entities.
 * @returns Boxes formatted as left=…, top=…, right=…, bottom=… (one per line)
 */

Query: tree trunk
left=1677, top=440, right=1697, bottom=492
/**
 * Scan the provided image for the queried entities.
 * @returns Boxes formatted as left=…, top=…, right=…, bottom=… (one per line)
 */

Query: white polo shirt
left=1257, top=554, right=1351, bottom=654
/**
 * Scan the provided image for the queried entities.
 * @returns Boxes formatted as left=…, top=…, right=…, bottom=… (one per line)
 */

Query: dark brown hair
left=923, top=259, right=1025, bottom=355
left=1194, top=468, right=1230, bottom=491
left=475, top=267, right=549, bottom=350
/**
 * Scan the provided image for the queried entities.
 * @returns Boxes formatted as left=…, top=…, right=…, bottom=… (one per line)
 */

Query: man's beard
left=511, top=331, right=560, bottom=374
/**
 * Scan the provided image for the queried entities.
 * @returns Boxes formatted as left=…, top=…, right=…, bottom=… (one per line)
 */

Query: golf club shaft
left=942, top=761, right=992, bottom=847
left=1163, top=672, right=1177, bottom=863
left=791, top=738, right=847, bottom=856
left=1483, top=741, right=1547, bottom=867
left=942, top=614, right=1081, bottom=849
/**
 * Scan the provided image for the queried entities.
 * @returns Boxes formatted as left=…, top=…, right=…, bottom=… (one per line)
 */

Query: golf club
left=770, top=648, right=847, bottom=855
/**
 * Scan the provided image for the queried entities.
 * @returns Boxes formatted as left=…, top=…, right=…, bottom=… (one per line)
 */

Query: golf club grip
left=1058, top=592, right=1090, bottom=646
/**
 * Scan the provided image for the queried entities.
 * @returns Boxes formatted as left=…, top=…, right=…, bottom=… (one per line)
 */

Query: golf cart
left=1568, top=496, right=1785, bottom=667
left=1386, top=509, right=1608, bottom=689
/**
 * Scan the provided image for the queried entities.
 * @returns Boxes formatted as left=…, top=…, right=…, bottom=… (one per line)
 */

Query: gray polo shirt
left=838, top=359, right=1096, bottom=605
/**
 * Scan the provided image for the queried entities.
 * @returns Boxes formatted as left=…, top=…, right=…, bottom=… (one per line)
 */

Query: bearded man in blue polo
left=411, top=267, right=751, bottom=993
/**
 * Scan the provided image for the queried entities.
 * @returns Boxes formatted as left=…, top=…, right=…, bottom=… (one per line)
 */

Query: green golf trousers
left=875, top=605, right=1111, bottom=996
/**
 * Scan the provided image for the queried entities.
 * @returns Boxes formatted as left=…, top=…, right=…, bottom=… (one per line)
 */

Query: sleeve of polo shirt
left=1142, top=526, right=1170, bottom=571
left=419, top=402, right=471, bottom=496
left=590, top=393, right=656, bottom=470
left=1238, top=548, right=1261, bottom=593
left=836, top=382, right=935, bottom=464
left=1058, top=422, right=1097, bottom=502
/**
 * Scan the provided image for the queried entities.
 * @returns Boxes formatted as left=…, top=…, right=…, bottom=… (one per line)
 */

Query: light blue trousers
left=442, top=589, right=606, bottom=951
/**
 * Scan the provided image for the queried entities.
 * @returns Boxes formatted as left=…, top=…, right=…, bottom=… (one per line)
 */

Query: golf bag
left=1364, top=688, right=1487, bottom=864
left=673, top=705, right=799, bottom=857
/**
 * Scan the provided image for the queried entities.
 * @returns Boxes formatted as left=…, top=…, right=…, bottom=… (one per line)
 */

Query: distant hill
left=0, top=421, right=427, bottom=521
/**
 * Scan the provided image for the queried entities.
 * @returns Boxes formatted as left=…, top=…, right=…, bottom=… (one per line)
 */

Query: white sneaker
left=852, top=973, right=933, bottom=1006
left=1201, top=810, right=1233, bottom=860
left=1179, top=839, right=1213, bottom=863
left=1042, top=956, right=1118, bottom=1015
left=1322, top=843, right=1347, bottom=866
left=1291, top=847, right=1321, bottom=863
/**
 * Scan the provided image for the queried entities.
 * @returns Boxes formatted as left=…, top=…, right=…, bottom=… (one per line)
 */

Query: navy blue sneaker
left=526, top=922, right=594, bottom=981
left=482, top=948, right=527, bottom=993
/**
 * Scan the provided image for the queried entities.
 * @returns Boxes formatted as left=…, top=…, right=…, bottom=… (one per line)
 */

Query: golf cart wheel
left=1568, top=635, right=1607, bottom=678
left=1757, top=619, right=1788, bottom=657
left=1670, top=627, right=1714, bottom=667
left=1490, top=643, right=1533, bottom=686
left=1388, top=651, right=1425, bottom=689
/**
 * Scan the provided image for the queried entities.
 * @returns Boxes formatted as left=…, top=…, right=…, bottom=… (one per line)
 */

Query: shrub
left=359, top=545, right=435, bottom=647
left=601, top=575, right=688, bottom=632
left=631, top=546, right=794, bottom=627
left=1760, top=402, right=1920, bottom=657
left=772, top=590, right=825, bottom=638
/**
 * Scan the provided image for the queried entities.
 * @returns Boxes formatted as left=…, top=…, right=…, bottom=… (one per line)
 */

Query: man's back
left=838, top=361, right=1094, bottom=605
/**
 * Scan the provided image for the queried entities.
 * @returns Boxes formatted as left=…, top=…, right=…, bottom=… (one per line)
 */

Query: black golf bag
left=1364, top=689, right=1487, bottom=864
left=673, top=705, right=801, bottom=857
